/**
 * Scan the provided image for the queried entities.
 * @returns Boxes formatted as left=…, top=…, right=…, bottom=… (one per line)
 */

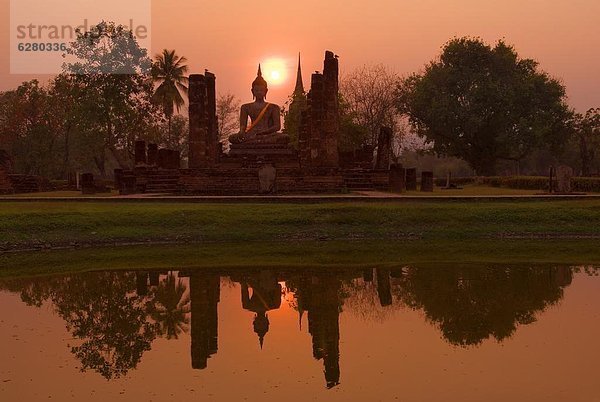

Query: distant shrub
left=572, top=177, right=600, bottom=192
left=434, top=177, right=476, bottom=187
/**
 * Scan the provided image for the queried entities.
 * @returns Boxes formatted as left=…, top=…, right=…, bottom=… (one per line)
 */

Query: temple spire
left=294, top=53, right=304, bottom=94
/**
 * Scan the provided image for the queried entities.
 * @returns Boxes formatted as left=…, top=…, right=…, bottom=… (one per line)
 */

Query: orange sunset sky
left=1, top=0, right=599, bottom=111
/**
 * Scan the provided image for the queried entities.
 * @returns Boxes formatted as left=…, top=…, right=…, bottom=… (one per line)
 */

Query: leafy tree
left=340, top=64, right=401, bottom=149
left=283, top=89, right=307, bottom=149
left=216, top=92, right=241, bottom=149
left=152, top=49, right=189, bottom=143
left=397, top=38, right=572, bottom=175
left=337, top=94, right=370, bottom=152
left=0, top=81, right=62, bottom=176
left=572, top=108, right=600, bottom=176
left=64, top=21, right=162, bottom=175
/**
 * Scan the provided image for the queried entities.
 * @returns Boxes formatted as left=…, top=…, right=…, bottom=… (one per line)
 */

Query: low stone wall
left=0, top=169, right=13, bottom=194
left=118, top=166, right=391, bottom=195
left=8, top=174, right=53, bottom=194
left=178, top=167, right=345, bottom=195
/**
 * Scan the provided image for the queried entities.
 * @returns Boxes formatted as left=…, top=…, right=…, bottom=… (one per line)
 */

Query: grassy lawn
left=1, top=200, right=600, bottom=252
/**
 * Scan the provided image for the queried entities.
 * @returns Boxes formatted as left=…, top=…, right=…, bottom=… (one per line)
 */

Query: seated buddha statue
left=228, top=65, right=289, bottom=145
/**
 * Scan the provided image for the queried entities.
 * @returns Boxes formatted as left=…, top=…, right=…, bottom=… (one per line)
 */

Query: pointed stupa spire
left=294, top=53, right=304, bottom=94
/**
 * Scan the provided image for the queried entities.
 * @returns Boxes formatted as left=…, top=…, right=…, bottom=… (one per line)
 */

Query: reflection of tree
left=1, top=272, right=157, bottom=380
left=395, top=265, right=572, bottom=346
left=147, top=273, right=190, bottom=340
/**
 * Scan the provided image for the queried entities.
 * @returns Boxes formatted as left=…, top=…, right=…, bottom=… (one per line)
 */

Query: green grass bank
left=1, top=240, right=598, bottom=279
left=1, top=200, right=600, bottom=252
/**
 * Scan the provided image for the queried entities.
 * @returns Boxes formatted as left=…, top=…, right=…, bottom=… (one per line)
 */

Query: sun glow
left=261, top=58, right=287, bottom=86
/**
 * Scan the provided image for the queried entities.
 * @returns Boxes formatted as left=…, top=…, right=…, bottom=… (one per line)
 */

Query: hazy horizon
left=1, top=0, right=599, bottom=111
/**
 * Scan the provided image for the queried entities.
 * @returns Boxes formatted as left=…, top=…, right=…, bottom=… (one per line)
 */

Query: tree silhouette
left=147, top=272, right=191, bottom=340
left=152, top=49, right=189, bottom=145
left=394, top=265, right=571, bottom=346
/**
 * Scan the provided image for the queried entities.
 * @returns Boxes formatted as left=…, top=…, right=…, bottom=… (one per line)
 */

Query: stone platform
left=228, top=143, right=296, bottom=156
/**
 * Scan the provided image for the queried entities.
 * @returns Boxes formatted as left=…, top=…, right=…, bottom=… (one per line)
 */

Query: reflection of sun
left=262, top=58, right=287, bottom=86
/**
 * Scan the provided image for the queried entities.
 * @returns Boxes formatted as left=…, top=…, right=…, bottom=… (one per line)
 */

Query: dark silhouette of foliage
left=398, top=37, right=572, bottom=175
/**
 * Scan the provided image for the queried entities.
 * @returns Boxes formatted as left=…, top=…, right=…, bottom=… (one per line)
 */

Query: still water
left=0, top=265, right=599, bottom=401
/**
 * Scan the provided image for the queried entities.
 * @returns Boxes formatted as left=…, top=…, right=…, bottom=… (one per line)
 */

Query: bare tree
left=340, top=64, right=401, bottom=148
left=216, top=93, right=241, bottom=149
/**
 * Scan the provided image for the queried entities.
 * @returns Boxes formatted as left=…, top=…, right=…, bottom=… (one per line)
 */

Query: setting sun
left=261, top=58, right=287, bottom=86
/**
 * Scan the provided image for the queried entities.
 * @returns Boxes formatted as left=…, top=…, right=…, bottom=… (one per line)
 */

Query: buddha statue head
left=251, top=64, right=268, bottom=100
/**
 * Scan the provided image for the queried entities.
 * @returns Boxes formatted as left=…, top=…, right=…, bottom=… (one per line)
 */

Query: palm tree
left=152, top=49, right=189, bottom=145
left=147, top=273, right=191, bottom=340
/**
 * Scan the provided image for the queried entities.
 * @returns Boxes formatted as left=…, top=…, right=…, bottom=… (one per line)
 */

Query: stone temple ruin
left=119, top=51, right=394, bottom=195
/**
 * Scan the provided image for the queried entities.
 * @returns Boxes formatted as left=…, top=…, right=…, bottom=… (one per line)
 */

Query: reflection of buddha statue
left=229, top=65, right=289, bottom=145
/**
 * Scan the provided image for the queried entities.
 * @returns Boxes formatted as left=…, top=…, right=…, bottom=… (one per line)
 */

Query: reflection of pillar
left=376, top=269, right=392, bottom=307
left=136, top=272, right=148, bottom=297
left=149, top=272, right=160, bottom=287
left=363, top=269, right=373, bottom=282
left=190, top=273, right=220, bottom=370
left=300, top=275, right=341, bottom=389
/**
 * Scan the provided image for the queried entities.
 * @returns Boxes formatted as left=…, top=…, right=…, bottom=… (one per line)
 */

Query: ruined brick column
left=298, top=110, right=310, bottom=166
left=135, top=141, right=147, bottom=165
left=421, top=171, right=434, bottom=192
left=405, top=168, right=417, bottom=191
left=322, top=51, right=340, bottom=167
left=301, top=51, right=341, bottom=169
left=205, top=72, right=219, bottom=165
left=375, top=127, right=392, bottom=169
left=189, top=74, right=208, bottom=168
left=147, top=143, right=158, bottom=166
left=81, top=173, right=95, bottom=195
left=308, top=73, right=325, bottom=166
left=389, top=164, right=405, bottom=193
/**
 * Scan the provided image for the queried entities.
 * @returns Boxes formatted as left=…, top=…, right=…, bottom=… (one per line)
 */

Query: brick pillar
left=375, top=127, right=392, bottom=169
left=309, top=72, right=325, bottom=166
left=205, top=72, right=218, bottom=164
left=322, top=51, right=340, bottom=167
left=405, top=168, right=417, bottom=191
left=298, top=110, right=310, bottom=167
left=389, top=164, right=405, bottom=193
left=189, top=74, right=208, bottom=169
left=135, top=141, right=147, bottom=165
left=81, top=173, right=95, bottom=195
left=157, top=149, right=170, bottom=169
left=421, top=171, right=434, bottom=192
left=147, top=143, right=158, bottom=166
left=303, top=51, right=341, bottom=169
left=114, top=169, right=123, bottom=190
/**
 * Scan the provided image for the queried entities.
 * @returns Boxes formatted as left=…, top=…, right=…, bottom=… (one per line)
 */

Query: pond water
left=0, top=264, right=599, bottom=401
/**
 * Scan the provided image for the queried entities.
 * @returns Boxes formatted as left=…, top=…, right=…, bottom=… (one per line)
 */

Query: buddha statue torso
left=229, top=65, right=289, bottom=146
